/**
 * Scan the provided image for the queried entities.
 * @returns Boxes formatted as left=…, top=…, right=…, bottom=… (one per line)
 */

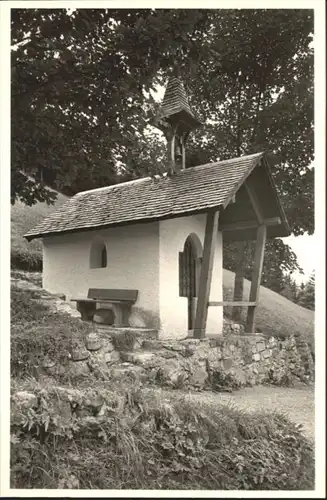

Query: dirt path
left=157, top=385, right=315, bottom=441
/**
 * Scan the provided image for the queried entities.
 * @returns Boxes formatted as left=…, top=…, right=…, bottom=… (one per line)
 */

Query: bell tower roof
left=154, top=76, right=202, bottom=134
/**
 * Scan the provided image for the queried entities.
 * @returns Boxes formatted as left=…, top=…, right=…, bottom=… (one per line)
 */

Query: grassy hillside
left=11, top=195, right=314, bottom=348
left=223, top=269, right=314, bottom=351
left=11, top=193, right=68, bottom=270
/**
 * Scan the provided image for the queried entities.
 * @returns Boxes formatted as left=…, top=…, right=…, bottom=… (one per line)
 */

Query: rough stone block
left=180, top=338, right=201, bottom=346
left=105, top=350, right=121, bottom=364
left=155, top=358, right=186, bottom=386
left=262, top=349, right=272, bottom=359
left=120, top=351, right=155, bottom=365
left=163, top=342, right=185, bottom=352
left=227, top=367, right=247, bottom=387
left=71, top=348, right=90, bottom=361
left=142, top=339, right=164, bottom=350
left=256, top=341, right=266, bottom=352
left=43, top=359, right=55, bottom=369
left=102, top=338, right=115, bottom=353
left=67, top=360, right=90, bottom=377
left=252, top=345, right=257, bottom=353
left=86, top=332, right=103, bottom=351
left=268, top=336, right=277, bottom=347
left=222, top=357, right=233, bottom=370
left=252, top=353, right=261, bottom=362
left=189, top=367, right=208, bottom=387
left=231, top=323, right=241, bottom=333
left=158, top=350, right=179, bottom=359
left=205, top=348, right=222, bottom=364
left=243, top=351, right=252, bottom=364
left=207, top=336, right=224, bottom=347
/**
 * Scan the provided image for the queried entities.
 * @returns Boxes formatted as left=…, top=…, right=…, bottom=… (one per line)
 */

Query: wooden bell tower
left=152, top=74, right=201, bottom=174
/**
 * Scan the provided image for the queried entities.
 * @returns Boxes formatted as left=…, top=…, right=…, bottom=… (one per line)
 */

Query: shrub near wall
left=10, top=385, right=314, bottom=490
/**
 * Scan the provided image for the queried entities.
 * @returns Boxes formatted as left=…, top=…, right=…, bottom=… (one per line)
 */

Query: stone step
left=95, top=324, right=158, bottom=337
left=120, top=351, right=156, bottom=365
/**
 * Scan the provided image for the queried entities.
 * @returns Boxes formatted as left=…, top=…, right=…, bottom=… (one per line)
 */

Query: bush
left=11, top=247, right=43, bottom=271
left=10, top=386, right=315, bottom=490
left=10, top=287, right=93, bottom=381
left=11, top=195, right=67, bottom=272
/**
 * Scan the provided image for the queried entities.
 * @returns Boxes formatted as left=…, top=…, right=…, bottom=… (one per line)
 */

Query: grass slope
left=11, top=193, right=68, bottom=270
left=11, top=195, right=314, bottom=348
left=223, top=269, right=314, bottom=351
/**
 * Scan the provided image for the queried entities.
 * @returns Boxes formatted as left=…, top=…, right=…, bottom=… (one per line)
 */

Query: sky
left=281, top=234, right=315, bottom=284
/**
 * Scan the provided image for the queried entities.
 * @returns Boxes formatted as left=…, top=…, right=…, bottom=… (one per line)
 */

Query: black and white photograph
left=0, top=0, right=325, bottom=496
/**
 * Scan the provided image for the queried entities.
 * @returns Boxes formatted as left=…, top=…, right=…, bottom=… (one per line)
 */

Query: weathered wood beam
left=244, top=180, right=264, bottom=224
left=245, top=224, right=267, bottom=333
left=194, top=209, right=219, bottom=339
left=219, top=217, right=281, bottom=232
left=208, top=301, right=257, bottom=307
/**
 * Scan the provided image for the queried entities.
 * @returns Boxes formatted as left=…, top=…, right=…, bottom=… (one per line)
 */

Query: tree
left=181, top=9, right=313, bottom=314
left=279, top=274, right=299, bottom=303
left=223, top=238, right=303, bottom=295
left=11, top=9, right=313, bottom=302
left=298, top=271, right=315, bottom=310
left=11, top=8, right=212, bottom=204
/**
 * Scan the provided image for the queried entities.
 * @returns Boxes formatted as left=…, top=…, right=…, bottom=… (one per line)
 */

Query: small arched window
left=90, top=238, right=107, bottom=269
left=101, top=245, right=107, bottom=268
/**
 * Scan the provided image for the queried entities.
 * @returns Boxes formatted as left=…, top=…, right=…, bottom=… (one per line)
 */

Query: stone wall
left=43, top=327, right=314, bottom=391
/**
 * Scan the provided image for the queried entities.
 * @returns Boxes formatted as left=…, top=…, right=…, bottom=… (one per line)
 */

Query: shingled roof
left=153, top=77, right=202, bottom=132
left=24, top=152, right=289, bottom=241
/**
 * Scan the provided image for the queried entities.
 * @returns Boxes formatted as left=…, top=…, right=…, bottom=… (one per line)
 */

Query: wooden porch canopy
left=194, top=154, right=290, bottom=338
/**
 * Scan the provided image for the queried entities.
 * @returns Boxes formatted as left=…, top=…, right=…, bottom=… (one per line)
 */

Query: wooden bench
left=71, top=288, right=138, bottom=327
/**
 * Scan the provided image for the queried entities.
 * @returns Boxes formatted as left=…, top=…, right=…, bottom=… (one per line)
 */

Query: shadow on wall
left=129, top=306, right=161, bottom=330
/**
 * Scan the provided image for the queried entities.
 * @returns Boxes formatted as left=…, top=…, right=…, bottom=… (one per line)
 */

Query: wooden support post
left=245, top=224, right=267, bottom=333
left=244, top=181, right=264, bottom=224
left=194, top=209, right=219, bottom=338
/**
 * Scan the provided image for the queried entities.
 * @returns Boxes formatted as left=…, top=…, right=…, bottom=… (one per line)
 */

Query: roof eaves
left=24, top=202, right=224, bottom=242
left=262, top=156, right=291, bottom=236
left=221, top=152, right=265, bottom=209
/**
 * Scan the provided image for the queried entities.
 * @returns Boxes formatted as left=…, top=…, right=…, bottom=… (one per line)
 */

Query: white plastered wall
left=42, top=222, right=160, bottom=327
left=159, top=213, right=223, bottom=339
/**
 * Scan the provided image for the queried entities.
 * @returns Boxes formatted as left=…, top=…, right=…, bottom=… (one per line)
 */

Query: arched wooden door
left=179, top=237, right=198, bottom=330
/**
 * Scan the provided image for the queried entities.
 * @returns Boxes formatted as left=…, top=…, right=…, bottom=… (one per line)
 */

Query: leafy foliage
left=10, top=385, right=314, bottom=490
left=186, top=9, right=314, bottom=235
left=11, top=8, right=210, bottom=202
left=11, top=9, right=314, bottom=312
left=10, top=286, right=93, bottom=380
left=11, top=191, right=68, bottom=270
left=12, top=9, right=313, bottom=230
left=298, top=271, right=315, bottom=310
left=224, top=238, right=303, bottom=294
